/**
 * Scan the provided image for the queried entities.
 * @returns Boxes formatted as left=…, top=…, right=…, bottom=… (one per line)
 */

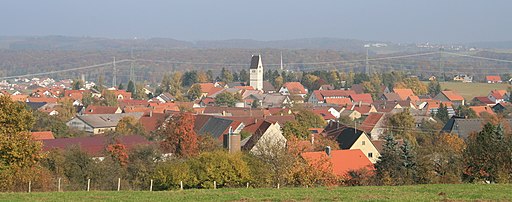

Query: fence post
left=277, top=183, right=280, bottom=189
left=150, top=179, right=153, bottom=192
left=180, top=181, right=183, bottom=190
left=87, top=179, right=91, bottom=191
left=58, top=178, right=61, bottom=192
left=246, top=182, right=249, bottom=188
left=117, top=178, right=121, bottom=191
left=213, top=181, right=216, bottom=189
left=28, top=181, right=31, bottom=193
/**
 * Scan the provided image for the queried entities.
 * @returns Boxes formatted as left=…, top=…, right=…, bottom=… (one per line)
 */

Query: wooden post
left=277, top=183, right=280, bottom=189
left=87, top=179, right=90, bottom=191
left=58, top=178, right=61, bottom=192
left=213, top=181, right=216, bottom=189
left=246, top=182, right=249, bottom=188
left=150, top=180, right=153, bottom=192
left=117, top=178, right=121, bottom=191
left=180, top=181, right=183, bottom=190
left=28, top=181, right=31, bottom=193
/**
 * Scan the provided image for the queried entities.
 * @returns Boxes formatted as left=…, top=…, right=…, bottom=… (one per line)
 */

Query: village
left=0, top=54, right=511, bottom=187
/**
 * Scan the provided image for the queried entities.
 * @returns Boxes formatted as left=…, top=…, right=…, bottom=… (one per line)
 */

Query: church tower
left=249, top=55, right=263, bottom=90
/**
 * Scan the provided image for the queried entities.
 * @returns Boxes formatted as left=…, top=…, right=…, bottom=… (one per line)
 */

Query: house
left=393, top=88, right=415, bottom=101
left=453, top=74, right=472, bottom=83
left=196, top=116, right=244, bottom=141
left=66, top=112, right=144, bottom=134
left=434, top=91, right=465, bottom=106
left=350, top=103, right=377, bottom=116
left=301, top=149, right=374, bottom=177
left=308, top=90, right=356, bottom=104
left=319, top=84, right=335, bottom=90
left=249, top=94, right=292, bottom=108
left=488, top=90, right=509, bottom=104
left=380, top=93, right=402, bottom=101
left=323, top=122, right=380, bottom=163
left=311, top=108, right=337, bottom=122
left=424, top=100, right=455, bottom=117
left=339, top=109, right=361, bottom=121
left=469, top=106, right=495, bottom=117
left=441, top=117, right=512, bottom=139
left=107, top=90, right=132, bottom=100
left=471, top=96, right=495, bottom=106
left=262, top=81, right=276, bottom=94
left=359, top=113, right=386, bottom=140
left=349, top=94, right=373, bottom=104
left=241, top=120, right=286, bottom=154
left=42, top=135, right=151, bottom=158
left=492, top=102, right=512, bottom=114
left=83, top=105, right=122, bottom=115
left=151, top=92, right=176, bottom=103
left=279, top=82, right=307, bottom=97
left=31, top=131, right=55, bottom=141
left=486, top=75, right=502, bottom=83
left=138, top=112, right=168, bottom=134
left=324, top=97, right=352, bottom=107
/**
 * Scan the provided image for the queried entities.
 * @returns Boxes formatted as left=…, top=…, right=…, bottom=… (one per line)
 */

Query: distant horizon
left=1, top=1, right=511, bottom=44
left=2, top=35, right=512, bottom=45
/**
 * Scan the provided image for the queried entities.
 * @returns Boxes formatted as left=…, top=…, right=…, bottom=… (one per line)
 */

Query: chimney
left=359, top=101, right=362, bottom=107
left=325, top=146, right=331, bottom=157
left=149, top=110, right=153, bottom=117
left=311, top=134, right=315, bottom=145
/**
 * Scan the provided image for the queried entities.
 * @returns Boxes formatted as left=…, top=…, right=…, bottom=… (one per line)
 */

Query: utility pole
left=280, top=51, right=284, bottom=71
left=112, top=56, right=117, bottom=88
left=438, top=48, right=443, bottom=81
left=130, top=48, right=135, bottom=82
left=364, top=45, right=370, bottom=75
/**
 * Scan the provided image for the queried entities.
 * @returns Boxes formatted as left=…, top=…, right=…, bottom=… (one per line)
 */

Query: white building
left=249, top=55, right=263, bottom=91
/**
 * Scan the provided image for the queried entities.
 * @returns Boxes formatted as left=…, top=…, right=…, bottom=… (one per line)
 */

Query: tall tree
left=374, top=134, right=402, bottom=185
left=215, top=92, right=240, bottom=107
left=160, top=113, right=199, bottom=157
left=400, top=140, right=418, bottom=184
left=118, top=82, right=125, bottom=90
left=127, top=80, right=136, bottom=94
left=435, top=103, right=450, bottom=124
left=239, top=69, right=249, bottom=82
left=387, top=108, right=416, bottom=144
left=220, top=68, right=234, bottom=83
left=72, top=79, right=84, bottom=90
left=427, top=80, right=442, bottom=96
left=187, top=84, right=202, bottom=101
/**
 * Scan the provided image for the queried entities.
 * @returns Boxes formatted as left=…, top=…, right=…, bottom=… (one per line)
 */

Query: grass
left=438, top=82, right=510, bottom=101
left=1, top=184, right=512, bottom=201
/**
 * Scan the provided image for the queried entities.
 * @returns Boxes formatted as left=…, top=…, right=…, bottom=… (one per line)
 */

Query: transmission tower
left=112, top=57, right=117, bottom=88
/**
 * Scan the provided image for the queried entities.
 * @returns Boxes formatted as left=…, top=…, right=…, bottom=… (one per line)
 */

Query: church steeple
left=249, top=55, right=263, bottom=91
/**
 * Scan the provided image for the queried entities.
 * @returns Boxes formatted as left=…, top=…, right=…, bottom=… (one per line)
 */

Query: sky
left=1, top=0, right=511, bottom=43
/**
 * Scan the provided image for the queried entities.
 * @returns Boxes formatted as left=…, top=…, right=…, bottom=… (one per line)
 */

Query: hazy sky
left=1, top=0, right=511, bottom=43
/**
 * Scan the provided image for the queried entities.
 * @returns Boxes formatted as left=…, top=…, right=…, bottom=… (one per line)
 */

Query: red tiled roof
left=441, top=91, right=464, bottom=101
left=83, top=105, right=120, bottom=114
left=311, top=109, right=336, bottom=120
left=198, top=83, right=216, bottom=93
left=393, top=88, right=415, bottom=100
left=490, top=90, right=507, bottom=100
left=486, top=75, right=502, bottom=82
left=351, top=104, right=374, bottom=114
left=473, top=96, right=495, bottom=105
left=282, top=82, right=307, bottom=94
left=349, top=94, right=373, bottom=104
left=301, top=149, right=374, bottom=176
left=139, top=113, right=167, bottom=133
left=426, top=100, right=453, bottom=111
left=359, top=113, right=385, bottom=133
left=469, top=106, right=495, bottom=117
left=31, top=131, right=55, bottom=140
left=325, top=98, right=352, bottom=106
left=26, top=97, right=59, bottom=103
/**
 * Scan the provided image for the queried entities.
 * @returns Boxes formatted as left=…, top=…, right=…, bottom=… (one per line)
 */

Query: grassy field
left=438, top=82, right=510, bottom=101
left=1, top=184, right=512, bottom=201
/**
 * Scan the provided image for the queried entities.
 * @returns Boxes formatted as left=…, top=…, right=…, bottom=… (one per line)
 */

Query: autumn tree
left=387, top=108, right=416, bottom=144
left=106, top=142, right=129, bottom=167
left=220, top=67, right=234, bottom=83
left=427, top=80, right=441, bottom=96
left=56, top=99, right=76, bottom=122
left=197, top=71, right=209, bottom=83
left=215, top=91, right=240, bottom=107
left=187, top=84, right=202, bottom=101
left=116, top=116, right=146, bottom=136
left=295, top=109, right=326, bottom=128
left=100, top=90, right=118, bottom=106
left=160, top=113, right=199, bottom=157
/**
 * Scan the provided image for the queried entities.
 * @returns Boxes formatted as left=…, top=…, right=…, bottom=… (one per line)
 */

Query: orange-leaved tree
left=160, top=113, right=198, bottom=158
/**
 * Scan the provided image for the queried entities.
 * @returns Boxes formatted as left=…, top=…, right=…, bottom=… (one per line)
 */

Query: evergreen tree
left=374, top=134, right=402, bottom=185
left=400, top=140, right=418, bottom=184
left=118, top=82, right=124, bottom=90
left=428, top=80, right=442, bottom=96
left=126, top=80, right=136, bottom=94
left=435, top=103, right=450, bottom=123
left=239, top=69, right=249, bottom=83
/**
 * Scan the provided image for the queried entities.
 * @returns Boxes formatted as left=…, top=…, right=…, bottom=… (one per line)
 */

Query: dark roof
left=263, top=81, right=275, bottom=92
left=42, top=135, right=151, bottom=156
left=198, top=117, right=234, bottom=139
left=250, top=55, right=260, bottom=69
left=241, top=120, right=272, bottom=150
left=323, top=121, right=366, bottom=149
left=441, top=117, right=512, bottom=139
left=26, top=102, right=47, bottom=110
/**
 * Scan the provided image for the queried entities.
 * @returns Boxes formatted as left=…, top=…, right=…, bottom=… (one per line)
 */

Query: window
left=362, top=141, right=365, bottom=145
left=368, top=153, right=373, bottom=158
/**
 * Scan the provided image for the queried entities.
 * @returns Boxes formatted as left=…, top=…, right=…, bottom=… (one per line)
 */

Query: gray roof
left=442, top=117, right=512, bottom=139
left=250, top=55, right=261, bottom=69
left=74, top=112, right=144, bottom=128
left=263, top=81, right=275, bottom=92
left=198, top=117, right=233, bottom=139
